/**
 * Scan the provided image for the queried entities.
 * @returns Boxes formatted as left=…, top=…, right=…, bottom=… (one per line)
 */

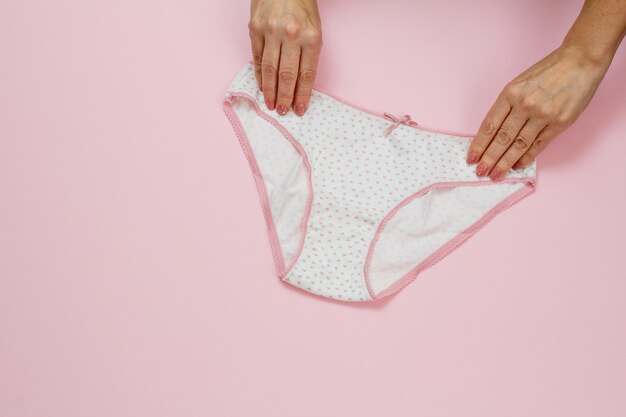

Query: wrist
left=558, top=1, right=626, bottom=70
left=558, top=39, right=614, bottom=70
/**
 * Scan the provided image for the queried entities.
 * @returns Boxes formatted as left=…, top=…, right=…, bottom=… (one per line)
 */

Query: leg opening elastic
left=224, top=95, right=312, bottom=276
left=365, top=180, right=533, bottom=298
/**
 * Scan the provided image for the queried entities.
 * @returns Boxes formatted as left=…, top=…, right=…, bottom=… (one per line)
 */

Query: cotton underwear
left=223, top=62, right=537, bottom=302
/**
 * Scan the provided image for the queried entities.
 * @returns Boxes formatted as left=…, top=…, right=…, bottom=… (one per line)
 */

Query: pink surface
left=1, top=1, right=625, bottom=416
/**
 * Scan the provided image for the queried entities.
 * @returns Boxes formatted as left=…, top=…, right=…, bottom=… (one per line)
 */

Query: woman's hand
left=466, top=44, right=611, bottom=179
left=248, top=0, right=323, bottom=117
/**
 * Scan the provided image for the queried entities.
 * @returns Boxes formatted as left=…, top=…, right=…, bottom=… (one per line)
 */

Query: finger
left=475, top=109, right=528, bottom=178
left=275, top=41, right=301, bottom=116
left=292, top=32, right=322, bottom=116
left=261, top=37, right=281, bottom=111
left=466, top=94, right=512, bottom=165
left=248, top=22, right=265, bottom=91
left=490, top=118, right=547, bottom=178
left=512, top=124, right=559, bottom=169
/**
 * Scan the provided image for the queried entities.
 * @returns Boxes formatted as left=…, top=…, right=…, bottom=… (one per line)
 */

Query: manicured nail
left=512, top=160, right=523, bottom=170
left=476, top=162, right=488, bottom=176
left=259, top=84, right=263, bottom=92
left=295, top=103, right=305, bottom=116
left=277, top=104, right=287, bottom=115
left=466, top=150, right=479, bottom=164
left=489, top=166, right=503, bottom=180
left=267, top=99, right=275, bottom=110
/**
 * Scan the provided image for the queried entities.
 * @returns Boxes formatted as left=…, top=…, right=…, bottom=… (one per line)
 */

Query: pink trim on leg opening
left=363, top=178, right=536, bottom=300
left=223, top=92, right=315, bottom=281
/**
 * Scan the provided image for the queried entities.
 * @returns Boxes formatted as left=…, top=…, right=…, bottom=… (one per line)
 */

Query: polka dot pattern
left=224, top=63, right=537, bottom=302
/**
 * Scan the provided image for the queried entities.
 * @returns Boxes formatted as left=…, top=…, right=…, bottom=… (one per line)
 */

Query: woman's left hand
left=466, top=44, right=611, bottom=179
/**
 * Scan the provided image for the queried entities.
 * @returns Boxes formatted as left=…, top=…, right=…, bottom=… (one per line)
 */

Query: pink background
left=1, top=1, right=625, bottom=416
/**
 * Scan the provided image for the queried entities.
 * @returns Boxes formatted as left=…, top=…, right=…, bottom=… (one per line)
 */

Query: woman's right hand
left=248, top=0, right=323, bottom=117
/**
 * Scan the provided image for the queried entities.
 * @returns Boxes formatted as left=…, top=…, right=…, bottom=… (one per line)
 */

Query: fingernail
left=259, top=85, right=263, bottom=92
left=267, top=99, right=275, bottom=110
left=476, top=162, right=488, bottom=177
left=277, top=105, right=287, bottom=116
left=489, top=166, right=503, bottom=180
left=295, top=103, right=305, bottom=116
left=466, top=151, right=479, bottom=164
left=512, top=160, right=523, bottom=170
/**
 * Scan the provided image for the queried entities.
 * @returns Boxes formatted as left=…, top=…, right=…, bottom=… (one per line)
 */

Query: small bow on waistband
left=382, top=112, right=419, bottom=137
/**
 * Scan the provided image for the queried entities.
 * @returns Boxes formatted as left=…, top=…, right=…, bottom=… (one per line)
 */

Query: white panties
left=223, top=62, right=537, bottom=302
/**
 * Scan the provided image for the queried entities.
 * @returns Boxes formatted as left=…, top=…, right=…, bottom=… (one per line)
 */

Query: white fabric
left=235, top=104, right=309, bottom=269
left=224, top=63, right=536, bottom=302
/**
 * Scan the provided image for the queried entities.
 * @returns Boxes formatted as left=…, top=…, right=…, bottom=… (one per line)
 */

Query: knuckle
left=248, top=19, right=262, bottom=34
left=303, top=28, right=322, bottom=46
left=555, top=113, right=570, bottom=126
left=276, top=92, right=294, bottom=100
left=262, top=63, right=277, bottom=77
left=500, top=153, right=517, bottom=167
left=495, top=128, right=512, bottom=144
left=294, top=93, right=311, bottom=103
left=481, top=120, right=496, bottom=135
left=267, top=19, right=280, bottom=34
left=298, top=68, right=316, bottom=84
left=536, top=106, right=553, bottom=120
left=512, top=135, right=529, bottom=149
left=502, top=84, right=521, bottom=101
left=483, top=149, right=499, bottom=163
left=519, top=97, right=537, bottom=113
left=531, top=137, right=544, bottom=149
left=284, top=22, right=301, bottom=39
left=252, top=52, right=263, bottom=65
left=279, top=69, right=297, bottom=83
